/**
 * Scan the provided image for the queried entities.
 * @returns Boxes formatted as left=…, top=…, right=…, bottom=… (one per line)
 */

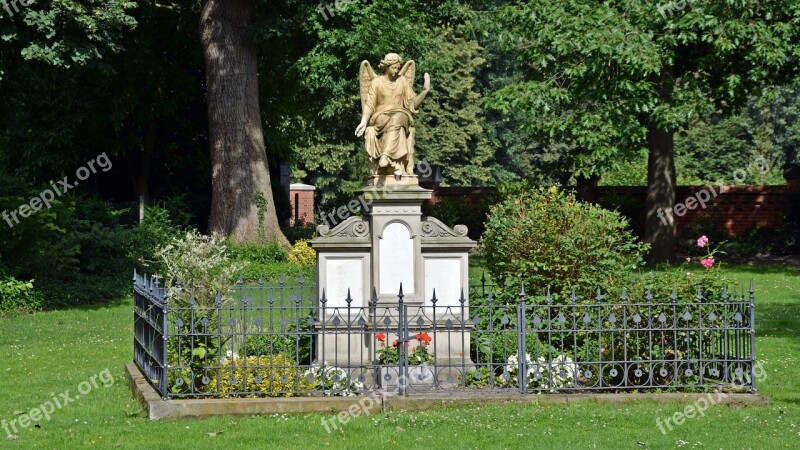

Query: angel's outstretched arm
left=413, top=73, right=431, bottom=109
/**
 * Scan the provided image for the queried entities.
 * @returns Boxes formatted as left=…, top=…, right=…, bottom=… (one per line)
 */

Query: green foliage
left=0, top=274, right=43, bottom=317
left=282, top=224, right=317, bottom=244
left=464, top=366, right=492, bottom=388
left=158, top=231, right=244, bottom=395
left=157, top=230, right=243, bottom=307
left=227, top=242, right=317, bottom=283
left=472, top=329, right=550, bottom=366
left=229, top=243, right=288, bottom=264
left=481, top=186, right=648, bottom=302
left=243, top=317, right=313, bottom=366
left=0, top=173, right=140, bottom=309
left=675, top=114, right=785, bottom=186
left=235, top=261, right=316, bottom=284
left=287, top=240, right=316, bottom=267
left=422, top=195, right=494, bottom=240
left=127, top=206, right=185, bottom=274
left=209, top=354, right=315, bottom=398
left=485, top=0, right=800, bottom=179
left=375, top=333, right=434, bottom=366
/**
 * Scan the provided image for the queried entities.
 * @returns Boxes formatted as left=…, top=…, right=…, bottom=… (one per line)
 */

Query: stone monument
left=310, top=53, right=476, bottom=370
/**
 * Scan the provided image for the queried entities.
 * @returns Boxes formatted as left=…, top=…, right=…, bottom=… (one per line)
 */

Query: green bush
left=229, top=242, right=317, bottom=283
left=282, top=224, right=317, bottom=244
left=228, top=242, right=287, bottom=264
left=128, top=205, right=186, bottom=274
left=235, top=261, right=316, bottom=284
left=480, top=186, right=648, bottom=303
left=287, top=240, right=316, bottom=267
left=243, top=316, right=313, bottom=365
left=0, top=274, right=43, bottom=316
left=422, top=194, right=494, bottom=240
left=0, top=174, right=139, bottom=309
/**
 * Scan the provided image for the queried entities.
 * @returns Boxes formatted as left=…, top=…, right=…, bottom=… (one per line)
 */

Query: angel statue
left=355, top=53, right=431, bottom=183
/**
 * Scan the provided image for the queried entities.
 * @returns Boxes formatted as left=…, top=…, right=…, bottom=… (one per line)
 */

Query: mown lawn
left=0, top=265, right=797, bottom=449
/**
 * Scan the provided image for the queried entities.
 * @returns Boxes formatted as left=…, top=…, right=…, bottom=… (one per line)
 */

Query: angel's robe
left=362, top=75, right=418, bottom=168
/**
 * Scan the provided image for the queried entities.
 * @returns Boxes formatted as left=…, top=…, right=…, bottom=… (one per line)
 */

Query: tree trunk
left=645, top=71, right=677, bottom=264
left=200, top=0, right=289, bottom=246
left=645, top=123, right=676, bottom=264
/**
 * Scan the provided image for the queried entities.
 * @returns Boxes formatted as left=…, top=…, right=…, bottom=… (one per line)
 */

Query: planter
left=377, top=365, right=435, bottom=391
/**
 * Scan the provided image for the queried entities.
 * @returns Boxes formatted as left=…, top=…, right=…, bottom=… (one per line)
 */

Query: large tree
left=486, top=0, right=800, bottom=263
left=200, top=0, right=288, bottom=245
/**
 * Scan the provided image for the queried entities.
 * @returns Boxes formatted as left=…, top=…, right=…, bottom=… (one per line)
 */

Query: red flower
left=376, top=333, right=386, bottom=342
left=392, top=340, right=398, bottom=348
left=416, top=332, right=432, bottom=345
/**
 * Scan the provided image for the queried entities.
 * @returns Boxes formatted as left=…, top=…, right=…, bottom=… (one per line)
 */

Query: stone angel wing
left=359, top=60, right=377, bottom=111
left=399, top=60, right=416, bottom=88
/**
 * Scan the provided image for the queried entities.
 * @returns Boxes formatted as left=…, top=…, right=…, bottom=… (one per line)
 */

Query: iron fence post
left=749, top=279, right=756, bottom=393
left=518, top=283, right=527, bottom=394
left=160, top=279, right=169, bottom=401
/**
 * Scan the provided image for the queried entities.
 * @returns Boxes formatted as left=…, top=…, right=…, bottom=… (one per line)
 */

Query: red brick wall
left=426, top=184, right=792, bottom=238
left=579, top=185, right=790, bottom=237
left=289, top=186, right=315, bottom=226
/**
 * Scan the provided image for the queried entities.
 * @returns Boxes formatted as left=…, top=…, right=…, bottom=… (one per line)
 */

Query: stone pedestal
left=310, top=179, right=476, bottom=366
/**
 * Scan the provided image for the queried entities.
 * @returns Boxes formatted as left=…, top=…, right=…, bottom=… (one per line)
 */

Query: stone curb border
left=126, top=362, right=770, bottom=420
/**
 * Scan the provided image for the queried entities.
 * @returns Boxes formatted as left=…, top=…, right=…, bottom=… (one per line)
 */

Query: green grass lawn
left=1, top=265, right=798, bottom=449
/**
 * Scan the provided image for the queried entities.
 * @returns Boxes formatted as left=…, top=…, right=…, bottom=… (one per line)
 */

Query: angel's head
left=379, top=53, right=403, bottom=79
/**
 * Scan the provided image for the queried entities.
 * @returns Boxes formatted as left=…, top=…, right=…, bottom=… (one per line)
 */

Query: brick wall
left=425, top=184, right=794, bottom=239
left=586, top=185, right=790, bottom=237
left=289, top=184, right=315, bottom=226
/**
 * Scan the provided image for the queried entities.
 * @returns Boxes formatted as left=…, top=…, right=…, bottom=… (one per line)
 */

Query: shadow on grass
left=758, top=301, right=800, bottom=336
left=722, top=264, right=800, bottom=276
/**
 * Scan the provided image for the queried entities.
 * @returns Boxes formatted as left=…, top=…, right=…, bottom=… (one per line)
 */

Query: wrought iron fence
left=133, top=271, right=756, bottom=400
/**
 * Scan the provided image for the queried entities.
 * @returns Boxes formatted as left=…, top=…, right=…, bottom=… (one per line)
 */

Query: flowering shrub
left=305, top=364, right=364, bottom=396
left=157, top=230, right=243, bottom=307
left=500, top=353, right=578, bottom=391
left=157, top=230, right=244, bottom=394
left=631, top=234, right=730, bottom=301
left=691, top=234, right=724, bottom=271
left=376, top=332, right=435, bottom=365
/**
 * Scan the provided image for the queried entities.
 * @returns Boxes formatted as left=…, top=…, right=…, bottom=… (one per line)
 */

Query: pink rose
left=685, top=257, right=691, bottom=263
left=697, top=235, right=709, bottom=248
left=701, top=257, right=715, bottom=269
